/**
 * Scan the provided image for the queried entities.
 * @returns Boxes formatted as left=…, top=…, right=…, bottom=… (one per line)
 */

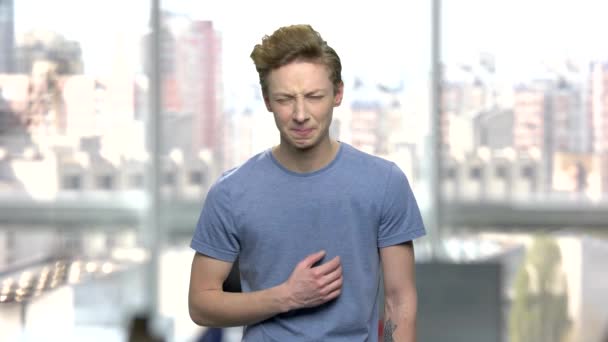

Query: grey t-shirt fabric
left=191, top=142, right=426, bottom=341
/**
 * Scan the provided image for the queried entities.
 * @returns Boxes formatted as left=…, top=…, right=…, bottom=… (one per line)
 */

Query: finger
left=299, top=250, right=326, bottom=268
left=321, top=273, right=343, bottom=295
left=313, top=256, right=341, bottom=275
left=323, top=287, right=342, bottom=302
left=318, top=265, right=342, bottom=287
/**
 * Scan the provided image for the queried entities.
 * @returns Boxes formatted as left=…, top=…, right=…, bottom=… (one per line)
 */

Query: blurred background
left=0, top=0, right=607, bottom=341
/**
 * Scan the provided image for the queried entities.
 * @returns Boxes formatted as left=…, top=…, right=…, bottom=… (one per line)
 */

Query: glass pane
left=434, top=228, right=608, bottom=342
left=159, top=1, right=432, bottom=340
left=160, top=0, right=431, bottom=189
left=1, top=0, right=150, bottom=201
left=0, top=226, right=149, bottom=341
left=1, top=0, right=152, bottom=340
left=441, top=0, right=608, bottom=204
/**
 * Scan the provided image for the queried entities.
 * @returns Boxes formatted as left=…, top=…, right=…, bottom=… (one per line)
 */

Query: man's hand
left=282, top=250, right=343, bottom=311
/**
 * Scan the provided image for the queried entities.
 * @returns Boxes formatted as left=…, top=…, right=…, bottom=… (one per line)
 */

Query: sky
left=13, top=0, right=429, bottom=107
left=13, top=0, right=608, bottom=87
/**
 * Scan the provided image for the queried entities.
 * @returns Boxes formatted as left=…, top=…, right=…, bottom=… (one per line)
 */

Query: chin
left=288, top=140, right=318, bottom=151
left=292, top=143, right=315, bottom=151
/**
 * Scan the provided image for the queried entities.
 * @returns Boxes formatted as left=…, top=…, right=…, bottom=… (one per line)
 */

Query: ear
left=333, top=82, right=344, bottom=107
left=263, top=95, right=272, bottom=112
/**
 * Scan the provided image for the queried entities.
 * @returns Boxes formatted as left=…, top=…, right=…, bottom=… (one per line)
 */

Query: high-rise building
left=178, top=20, right=222, bottom=157
left=474, top=109, right=514, bottom=150
left=551, top=80, right=586, bottom=153
left=590, top=62, right=608, bottom=152
left=512, top=71, right=590, bottom=193
left=513, top=79, right=585, bottom=154
left=143, top=15, right=223, bottom=161
left=441, top=80, right=488, bottom=156
left=0, top=0, right=15, bottom=73
left=349, top=79, right=393, bottom=155
left=351, top=101, right=381, bottom=155
left=0, top=62, right=67, bottom=141
left=441, top=60, right=496, bottom=156
left=15, top=30, right=83, bottom=75
left=512, top=84, right=545, bottom=153
left=589, top=61, right=608, bottom=193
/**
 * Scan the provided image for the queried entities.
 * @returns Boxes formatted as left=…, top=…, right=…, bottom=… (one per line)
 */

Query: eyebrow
left=271, top=89, right=327, bottom=97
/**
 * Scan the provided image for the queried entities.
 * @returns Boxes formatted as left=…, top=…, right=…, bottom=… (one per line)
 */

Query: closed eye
left=275, top=98, right=293, bottom=104
left=307, top=95, right=324, bottom=100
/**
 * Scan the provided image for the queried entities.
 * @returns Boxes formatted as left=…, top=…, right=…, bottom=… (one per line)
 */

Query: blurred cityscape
left=1, top=2, right=607, bottom=342
left=0, top=14, right=607, bottom=201
left=441, top=56, right=608, bottom=201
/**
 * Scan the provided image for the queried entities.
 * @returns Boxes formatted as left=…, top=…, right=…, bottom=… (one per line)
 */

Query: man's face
left=264, top=60, right=343, bottom=151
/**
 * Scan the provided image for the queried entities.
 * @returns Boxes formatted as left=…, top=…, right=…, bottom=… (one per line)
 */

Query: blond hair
left=250, top=24, right=342, bottom=96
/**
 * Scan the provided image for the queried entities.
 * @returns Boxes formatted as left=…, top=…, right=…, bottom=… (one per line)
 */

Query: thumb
left=300, top=250, right=326, bottom=269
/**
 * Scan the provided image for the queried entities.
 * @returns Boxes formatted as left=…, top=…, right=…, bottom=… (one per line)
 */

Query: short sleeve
left=190, top=181, right=240, bottom=262
left=377, top=163, right=426, bottom=248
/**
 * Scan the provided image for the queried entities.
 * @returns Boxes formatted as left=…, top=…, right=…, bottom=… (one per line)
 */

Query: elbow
left=188, top=298, right=218, bottom=327
left=189, top=288, right=231, bottom=327
left=189, top=306, right=223, bottom=328
left=189, top=307, right=207, bottom=327
left=188, top=301, right=206, bottom=326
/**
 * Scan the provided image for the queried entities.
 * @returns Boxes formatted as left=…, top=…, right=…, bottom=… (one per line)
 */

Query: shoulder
left=208, top=150, right=271, bottom=198
left=340, top=143, right=398, bottom=175
left=339, top=143, right=413, bottom=196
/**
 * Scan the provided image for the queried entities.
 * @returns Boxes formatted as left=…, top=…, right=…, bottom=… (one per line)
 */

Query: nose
left=292, top=97, right=309, bottom=123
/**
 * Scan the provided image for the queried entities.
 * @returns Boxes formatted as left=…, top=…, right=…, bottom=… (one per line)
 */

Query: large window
left=441, top=0, right=608, bottom=205
left=1, top=0, right=607, bottom=341
left=1, top=0, right=153, bottom=341
left=441, top=1, right=608, bottom=341
left=0, top=1, right=432, bottom=341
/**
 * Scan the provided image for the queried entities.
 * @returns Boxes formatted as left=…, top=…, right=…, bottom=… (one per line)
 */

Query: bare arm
left=380, top=241, right=418, bottom=342
left=188, top=250, right=343, bottom=327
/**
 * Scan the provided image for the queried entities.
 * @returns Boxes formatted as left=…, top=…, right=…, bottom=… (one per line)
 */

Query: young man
left=188, top=24, right=426, bottom=342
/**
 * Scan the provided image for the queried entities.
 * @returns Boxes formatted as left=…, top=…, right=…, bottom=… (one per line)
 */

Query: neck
left=272, top=138, right=339, bottom=173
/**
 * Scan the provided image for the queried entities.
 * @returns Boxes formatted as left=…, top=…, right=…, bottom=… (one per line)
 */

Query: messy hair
left=250, top=24, right=342, bottom=97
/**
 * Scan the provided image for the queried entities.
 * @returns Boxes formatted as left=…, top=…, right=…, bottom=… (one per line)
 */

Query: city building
left=349, top=79, right=391, bottom=155
left=0, top=0, right=15, bottom=73
left=142, top=15, right=223, bottom=162
left=589, top=61, right=608, bottom=193
left=15, top=30, right=83, bottom=75
left=441, top=82, right=489, bottom=156
left=513, top=83, right=545, bottom=154
left=474, top=109, right=514, bottom=150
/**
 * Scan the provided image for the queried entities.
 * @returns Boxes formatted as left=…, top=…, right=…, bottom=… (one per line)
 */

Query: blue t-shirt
left=191, top=143, right=426, bottom=342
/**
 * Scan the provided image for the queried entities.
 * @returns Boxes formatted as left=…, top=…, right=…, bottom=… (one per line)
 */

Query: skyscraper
left=512, top=83, right=545, bottom=154
left=0, top=0, right=15, bottom=73
left=178, top=20, right=222, bottom=157
left=143, top=15, right=223, bottom=162
left=589, top=61, right=608, bottom=193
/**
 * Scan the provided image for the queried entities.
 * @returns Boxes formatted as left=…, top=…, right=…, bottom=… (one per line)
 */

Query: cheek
left=273, top=111, right=291, bottom=127
left=272, top=103, right=293, bottom=115
left=312, top=103, right=334, bottom=119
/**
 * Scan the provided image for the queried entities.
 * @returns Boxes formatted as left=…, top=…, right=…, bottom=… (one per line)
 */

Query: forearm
left=383, top=294, right=417, bottom=342
left=189, top=283, right=290, bottom=327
